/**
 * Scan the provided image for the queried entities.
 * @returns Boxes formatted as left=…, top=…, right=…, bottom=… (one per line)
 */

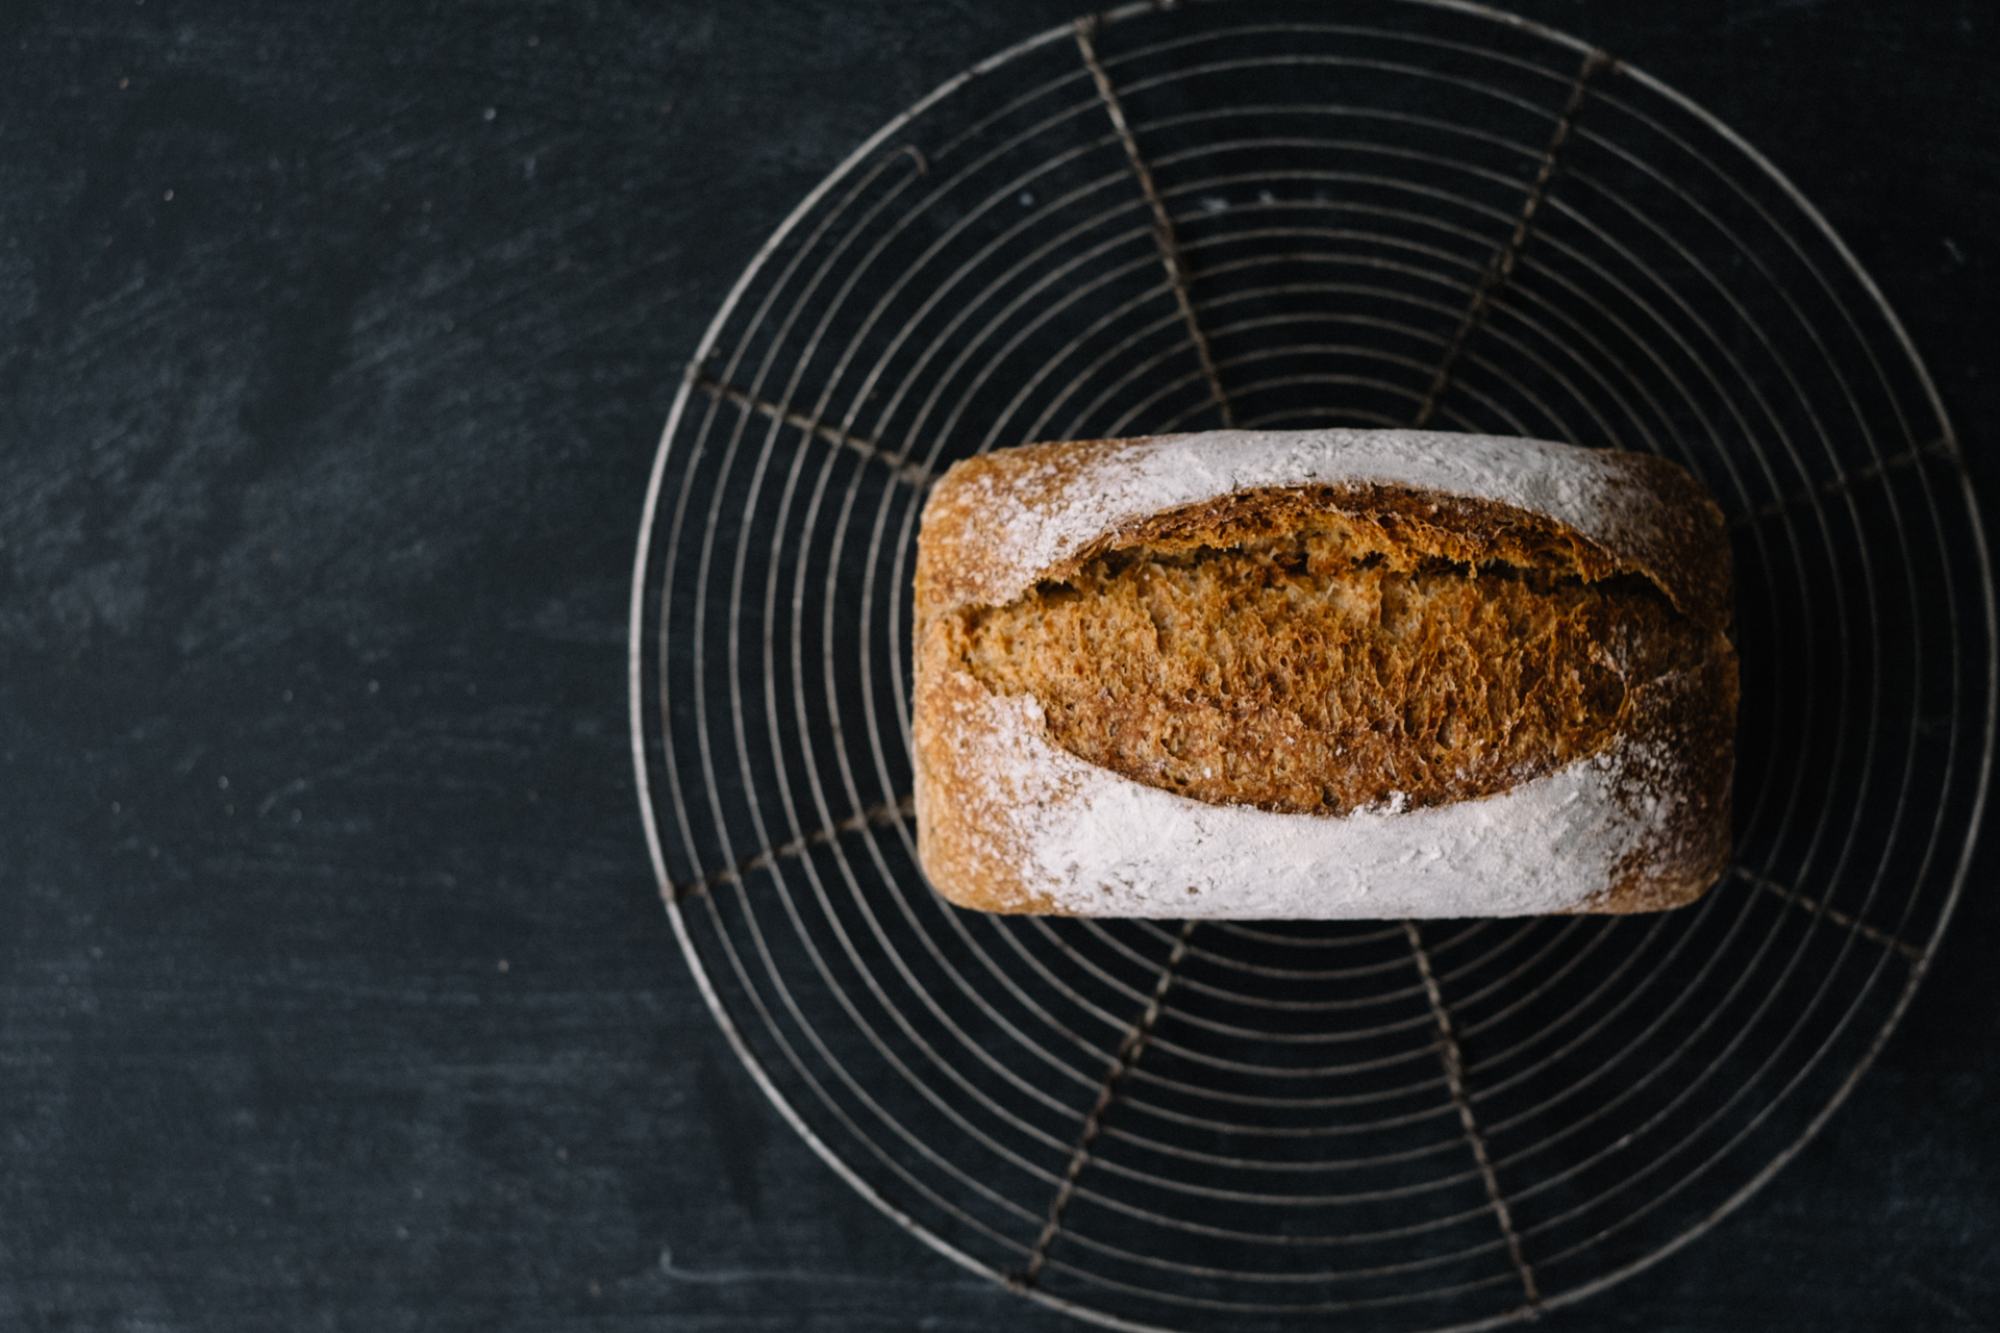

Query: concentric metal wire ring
left=630, top=2, right=1994, bottom=1329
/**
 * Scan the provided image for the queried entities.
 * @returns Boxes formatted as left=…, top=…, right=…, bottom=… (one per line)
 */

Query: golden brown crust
left=912, top=627, right=1062, bottom=914
left=913, top=432, right=1735, bottom=917
left=957, top=498, right=1715, bottom=819
left=1578, top=632, right=1738, bottom=912
left=914, top=438, right=1136, bottom=624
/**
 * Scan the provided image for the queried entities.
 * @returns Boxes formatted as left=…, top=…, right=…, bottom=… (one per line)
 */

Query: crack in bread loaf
left=954, top=493, right=1714, bottom=816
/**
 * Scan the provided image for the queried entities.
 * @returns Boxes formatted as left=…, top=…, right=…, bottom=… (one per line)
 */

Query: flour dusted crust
left=913, top=429, right=1736, bottom=918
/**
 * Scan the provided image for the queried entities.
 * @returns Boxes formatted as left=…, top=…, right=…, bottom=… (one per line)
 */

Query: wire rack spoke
left=1404, top=921, right=1543, bottom=1310
left=1075, top=16, right=1235, bottom=427
left=1728, top=434, right=1960, bottom=530
left=690, top=365, right=938, bottom=488
left=631, top=3, right=1992, bottom=1329
left=669, top=794, right=915, bottom=902
left=1015, top=919, right=1200, bottom=1293
left=1730, top=865, right=1925, bottom=963
left=1414, top=46, right=1610, bottom=428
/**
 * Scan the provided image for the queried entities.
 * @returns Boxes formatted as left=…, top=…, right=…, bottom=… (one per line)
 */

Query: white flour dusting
left=961, top=691, right=1667, bottom=919
left=972, top=428, right=1662, bottom=606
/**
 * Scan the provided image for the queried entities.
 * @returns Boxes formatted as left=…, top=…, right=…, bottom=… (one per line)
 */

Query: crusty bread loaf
left=912, top=429, right=1735, bottom=918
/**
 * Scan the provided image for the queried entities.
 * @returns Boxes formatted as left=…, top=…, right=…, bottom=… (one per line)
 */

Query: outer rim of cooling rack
left=626, top=2, right=1997, bottom=1327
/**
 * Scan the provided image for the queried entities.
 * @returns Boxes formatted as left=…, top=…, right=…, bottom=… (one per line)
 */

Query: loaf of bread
left=911, top=429, right=1736, bottom=918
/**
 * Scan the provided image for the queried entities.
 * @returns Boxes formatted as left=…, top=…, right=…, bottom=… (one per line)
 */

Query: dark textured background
left=0, top=1, right=1994, bottom=1329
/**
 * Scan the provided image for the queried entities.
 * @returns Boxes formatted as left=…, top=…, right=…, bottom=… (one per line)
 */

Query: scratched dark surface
left=0, top=0, right=1996, bottom=1329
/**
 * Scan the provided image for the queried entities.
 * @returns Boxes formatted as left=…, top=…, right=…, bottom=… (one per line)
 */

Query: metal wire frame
left=627, top=2, right=1995, bottom=1329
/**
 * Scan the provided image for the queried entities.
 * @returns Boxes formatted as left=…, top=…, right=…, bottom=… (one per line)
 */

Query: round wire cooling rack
left=628, top=2, right=1995, bottom=1329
